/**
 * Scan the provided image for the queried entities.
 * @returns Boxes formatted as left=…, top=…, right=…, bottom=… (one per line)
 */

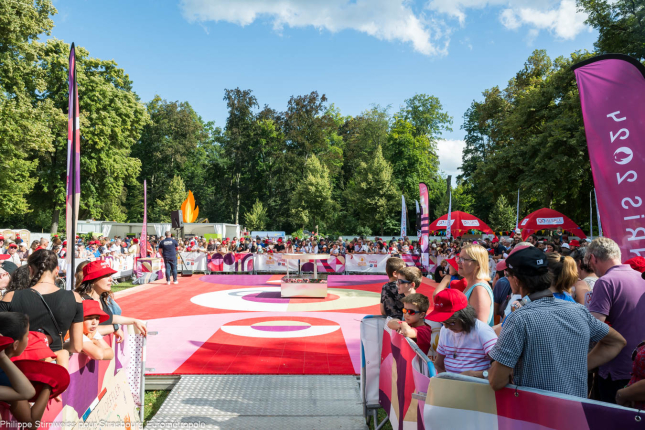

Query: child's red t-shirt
left=413, top=323, right=433, bottom=356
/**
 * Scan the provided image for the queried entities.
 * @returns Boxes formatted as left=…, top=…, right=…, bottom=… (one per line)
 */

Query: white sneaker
left=166, top=281, right=171, bottom=285
left=173, top=280, right=178, bottom=285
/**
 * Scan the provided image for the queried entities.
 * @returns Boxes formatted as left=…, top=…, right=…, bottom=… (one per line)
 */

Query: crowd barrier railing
left=375, top=323, right=644, bottom=430
left=0, top=325, right=145, bottom=430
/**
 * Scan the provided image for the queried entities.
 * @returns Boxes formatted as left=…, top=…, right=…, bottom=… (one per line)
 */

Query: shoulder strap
left=30, top=289, right=64, bottom=342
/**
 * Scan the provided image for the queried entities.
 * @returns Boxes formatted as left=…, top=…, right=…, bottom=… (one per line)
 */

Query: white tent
left=76, top=220, right=240, bottom=239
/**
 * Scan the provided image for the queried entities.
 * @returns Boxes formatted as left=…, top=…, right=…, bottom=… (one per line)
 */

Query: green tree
left=345, top=146, right=399, bottom=235
left=489, top=195, right=516, bottom=233
left=398, top=94, right=453, bottom=139
left=153, top=175, right=186, bottom=222
left=578, top=0, right=645, bottom=61
left=244, top=199, right=269, bottom=231
left=289, top=154, right=335, bottom=230
left=131, top=96, right=206, bottom=219
left=434, top=182, right=475, bottom=219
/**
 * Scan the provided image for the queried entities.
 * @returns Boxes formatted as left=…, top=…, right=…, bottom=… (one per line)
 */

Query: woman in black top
left=0, top=250, right=83, bottom=368
left=75, top=260, right=147, bottom=339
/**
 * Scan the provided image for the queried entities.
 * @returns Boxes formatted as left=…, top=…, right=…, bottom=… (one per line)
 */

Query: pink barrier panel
left=300, top=255, right=345, bottom=273
left=0, top=330, right=142, bottom=429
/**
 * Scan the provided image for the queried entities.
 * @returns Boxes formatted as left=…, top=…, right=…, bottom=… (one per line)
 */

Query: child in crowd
left=81, top=300, right=114, bottom=361
left=429, top=289, right=497, bottom=376
left=0, top=313, right=35, bottom=403
left=386, top=266, right=423, bottom=330
left=380, top=257, right=407, bottom=319
left=390, top=293, right=433, bottom=356
left=0, top=312, right=67, bottom=427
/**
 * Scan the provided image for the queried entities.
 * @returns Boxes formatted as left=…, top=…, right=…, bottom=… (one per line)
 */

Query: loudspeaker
left=171, top=210, right=183, bottom=229
left=181, top=269, right=193, bottom=277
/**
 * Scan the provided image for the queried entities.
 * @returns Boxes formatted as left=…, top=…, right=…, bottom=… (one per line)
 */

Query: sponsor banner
left=462, top=219, right=480, bottom=227
left=536, top=217, right=564, bottom=225
left=419, top=183, right=430, bottom=271
left=436, top=219, right=455, bottom=227
left=59, top=255, right=135, bottom=279
left=300, top=255, right=345, bottom=273
left=254, top=253, right=298, bottom=272
left=574, top=55, right=645, bottom=260
left=345, top=254, right=389, bottom=273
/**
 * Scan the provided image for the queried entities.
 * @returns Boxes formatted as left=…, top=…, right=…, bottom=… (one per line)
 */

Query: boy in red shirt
left=391, top=293, right=433, bottom=356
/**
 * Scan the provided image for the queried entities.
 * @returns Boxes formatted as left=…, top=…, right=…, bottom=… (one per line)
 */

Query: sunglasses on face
left=396, top=279, right=412, bottom=285
left=402, top=308, right=423, bottom=316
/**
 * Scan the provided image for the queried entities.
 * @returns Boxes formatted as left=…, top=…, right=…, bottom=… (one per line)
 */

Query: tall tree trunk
left=50, top=209, right=60, bottom=234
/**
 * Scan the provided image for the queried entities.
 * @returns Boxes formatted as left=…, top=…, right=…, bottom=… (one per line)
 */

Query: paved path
left=146, top=375, right=368, bottom=430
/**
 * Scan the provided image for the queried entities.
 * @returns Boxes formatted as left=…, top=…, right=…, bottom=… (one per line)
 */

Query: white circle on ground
left=190, top=286, right=379, bottom=312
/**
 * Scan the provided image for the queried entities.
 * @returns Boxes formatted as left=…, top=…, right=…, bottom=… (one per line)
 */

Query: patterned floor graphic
left=117, top=274, right=436, bottom=375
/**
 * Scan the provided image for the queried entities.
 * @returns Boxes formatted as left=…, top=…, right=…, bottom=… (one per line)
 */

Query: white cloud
left=426, top=0, right=589, bottom=40
left=437, top=139, right=466, bottom=185
left=179, top=0, right=450, bottom=56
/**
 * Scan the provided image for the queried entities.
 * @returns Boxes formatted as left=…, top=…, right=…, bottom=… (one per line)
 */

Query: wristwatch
left=482, top=370, right=489, bottom=379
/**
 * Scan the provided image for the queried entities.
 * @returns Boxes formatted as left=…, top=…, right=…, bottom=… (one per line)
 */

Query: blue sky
left=50, top=0, right=598, bottom=181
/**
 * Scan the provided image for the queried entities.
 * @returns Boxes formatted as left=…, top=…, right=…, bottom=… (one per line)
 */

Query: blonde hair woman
left=458, top=244, right=494, bottom=326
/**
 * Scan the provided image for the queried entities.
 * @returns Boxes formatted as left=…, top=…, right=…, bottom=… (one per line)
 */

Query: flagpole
left=590, top=191, right=593, bottom=240
left=515, top=189, right=520, bottom=230
left=67, top=43, right=77, bottom=291
left=594, top=188, right=603, bottom=237
left=446, top=189, right=452, bottom=239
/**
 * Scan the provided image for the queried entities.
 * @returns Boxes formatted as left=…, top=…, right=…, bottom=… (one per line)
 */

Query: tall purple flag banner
left=140, top=180, right=147, bottom=259
left=65, top=43, right=80, bottom=290
left=419, top=183, right=429, bottom=271
left=573, top=54, right=645, bottom=261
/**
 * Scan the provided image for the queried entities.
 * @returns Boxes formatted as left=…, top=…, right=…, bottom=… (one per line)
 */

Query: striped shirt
left=436, top=320, right=497, bottom=373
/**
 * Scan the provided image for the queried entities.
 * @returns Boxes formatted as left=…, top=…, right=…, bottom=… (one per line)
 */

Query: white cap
left=561, top=243, right=570, bottom=249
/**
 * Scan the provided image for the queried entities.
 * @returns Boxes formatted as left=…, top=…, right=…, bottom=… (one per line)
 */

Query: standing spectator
left=487, top=246, right=626, bottom=398
left=380, top=258, right=406, bottom=319
left=615, top=340, right=645, bottom=409
left=6, top=245, right=21, bottom=266
left=158, top=232, right=179, bottom=285
left=570, top=247, right=598, bottom=307
left=586, top=237, right=645, bottom=403
left=0, top=250, right=84, bottom=368
left=492, top=260, right=512, bottom=317
left=434, top=260, right=447, bottom=282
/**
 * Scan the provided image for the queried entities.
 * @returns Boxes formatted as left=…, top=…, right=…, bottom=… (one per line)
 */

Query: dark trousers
left=598, top=374, right=630, bottom=404
left=165, top=258, right=177, bottom=282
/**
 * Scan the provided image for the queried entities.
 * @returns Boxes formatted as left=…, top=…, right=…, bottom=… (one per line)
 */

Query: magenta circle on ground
left=251, top=326, right=310, bottom=332
left=242, top=291, right=290, bottom=304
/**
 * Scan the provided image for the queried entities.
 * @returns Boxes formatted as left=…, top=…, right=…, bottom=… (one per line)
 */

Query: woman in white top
left=428, top=289, right=498, bottom=376
left=570, top=247, right=598, bottom=307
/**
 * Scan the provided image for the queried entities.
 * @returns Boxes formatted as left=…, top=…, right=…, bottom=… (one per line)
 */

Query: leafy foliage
left=153, top=175, right=187, bottom=223
left=244, top=200, right=269, bottom=231
left=489, top=195, right=516, bottom=232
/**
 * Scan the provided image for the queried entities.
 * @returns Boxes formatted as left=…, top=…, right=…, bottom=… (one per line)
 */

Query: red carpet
left=117, top=275, right=436, bottom=375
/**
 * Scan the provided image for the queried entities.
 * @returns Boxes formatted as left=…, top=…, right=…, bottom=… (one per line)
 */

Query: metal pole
left=590, top=191, right=594, bottom=240
left=594, top=188, right=603, bottom=237
left=69, top=45, right=77, bottom=290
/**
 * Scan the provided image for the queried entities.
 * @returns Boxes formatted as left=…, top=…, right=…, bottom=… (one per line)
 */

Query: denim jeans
left=165, top=258, right=177, bottom=282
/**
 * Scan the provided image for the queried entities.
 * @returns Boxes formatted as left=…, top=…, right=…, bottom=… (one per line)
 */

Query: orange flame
left=181, top=191, right=199, bottom=223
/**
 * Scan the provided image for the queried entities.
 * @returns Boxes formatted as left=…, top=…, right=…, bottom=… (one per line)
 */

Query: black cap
left=1, top=261, right=19, bottom=275
left=506, top=247, right=548, bottom=274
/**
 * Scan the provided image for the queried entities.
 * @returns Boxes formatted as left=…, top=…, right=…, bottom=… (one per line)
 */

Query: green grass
left=376, top=408, right=392, bottom=430
left=112, top=281, right=137, bottom=292
left=143, top=390, right=170, bottom=426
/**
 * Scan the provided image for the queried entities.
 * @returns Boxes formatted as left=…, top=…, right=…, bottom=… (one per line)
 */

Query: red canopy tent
left=429, top=211, right=494, bottom=237
left=519, top=208, right=587, bottom=240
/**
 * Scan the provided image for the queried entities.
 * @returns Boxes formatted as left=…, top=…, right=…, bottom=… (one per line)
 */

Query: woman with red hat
left=75, top=260, right=148, bottom=339
left=0, top=250, right=84, bottom=368
left=81, top=300, right=114, bottom=360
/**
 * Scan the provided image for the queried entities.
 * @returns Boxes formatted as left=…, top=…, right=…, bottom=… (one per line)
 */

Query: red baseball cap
left=0, top=336, right=13, bottom=352
left=492, top=236, right=499, bottom=243
left=8, top=244, right=17, bottom=249
left=625, top=257, right=645, bottom=273
left=13, top=360, right=70, bottom=401
left=426, top=289, right=468, bottom=322
left=496, top=259, right=507, bottom=271
left=445, top=258, right=458, bottom=272
left=12, top=332, right=56, bottom=362
left=569, top=240, right=580, bottom=248
left=83, top=300, right=110, bottom=323
left=82, top=260, right=116, bottom=282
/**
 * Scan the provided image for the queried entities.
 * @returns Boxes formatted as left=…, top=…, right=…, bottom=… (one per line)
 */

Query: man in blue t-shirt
left=158, top=231, right=179, bottom=285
